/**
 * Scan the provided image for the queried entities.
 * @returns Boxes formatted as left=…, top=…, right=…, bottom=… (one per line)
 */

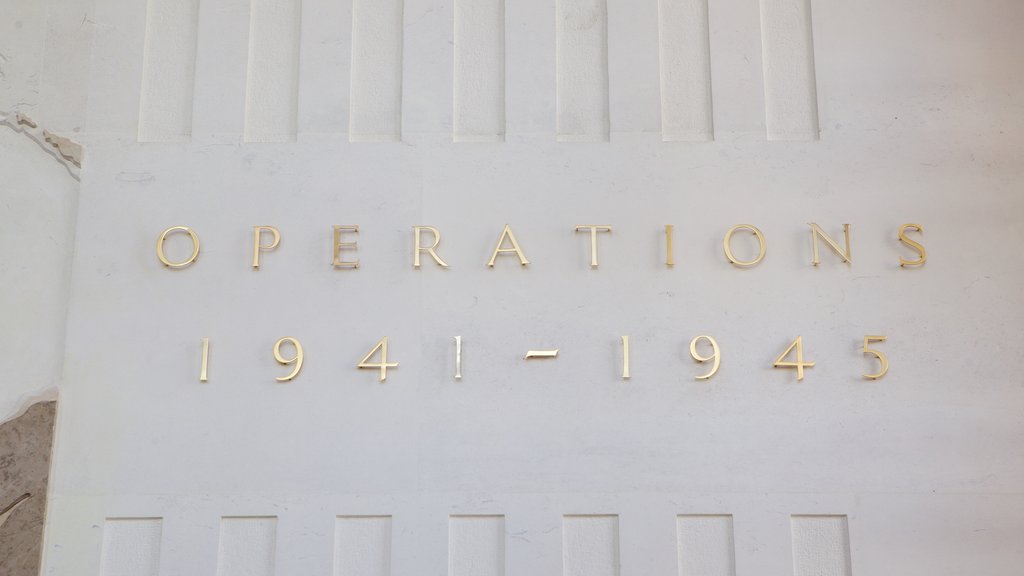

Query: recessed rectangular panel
left=555, top=0, right=610, bottom=141
left=453, top=0, right=505, bottom=142
left=217, top=517, right=278, bottom=576
left=790, top=515, right=852, bottom=576
left=243, top=0, right=301, bottom=142
left=99, top=518, right=163, bottom=576
left=334, top=516, right=392, bottom=576
left=657, top=0, right=713, bottom=141
left=504, top=0, right=555, bottom=135
left=676, top=515, right=735, bottom=576
left=297, top=0, right=352, bottom=134
left=349, top=0, right=404, bottom=141
left=562, top=515, right=619, bottom=576
left=759, top=0, right=819, bottom=140
left=191, top=0, right=251, bottom=136
left=449, top=515, right=505, bottom=576
left=138, top=0, right=200, bottom=142
left=706, top=0, right=766, bottom=135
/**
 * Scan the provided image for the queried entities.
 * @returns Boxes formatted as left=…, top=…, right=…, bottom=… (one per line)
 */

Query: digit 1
left=199, top=337, right=210, bottom=382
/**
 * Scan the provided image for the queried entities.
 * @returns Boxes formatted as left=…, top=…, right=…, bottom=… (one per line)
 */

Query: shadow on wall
left=0, top=401, right=56, bottom=576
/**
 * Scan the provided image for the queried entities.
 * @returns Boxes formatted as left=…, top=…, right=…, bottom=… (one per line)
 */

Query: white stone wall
left=0, top=0, right=93, bottom=422
left=1, top=0, right=1022, bottom=575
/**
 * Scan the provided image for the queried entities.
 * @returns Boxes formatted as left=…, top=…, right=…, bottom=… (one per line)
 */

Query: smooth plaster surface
left=0, top=0, right=1022, bottom=575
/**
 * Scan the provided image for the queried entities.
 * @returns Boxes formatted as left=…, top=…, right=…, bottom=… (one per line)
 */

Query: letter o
left=156, top=226, right=201, bottom=268
left=723, top=224, right=767, bottom=267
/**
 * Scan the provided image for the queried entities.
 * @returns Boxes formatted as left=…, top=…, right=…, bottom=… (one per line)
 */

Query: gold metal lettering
left=251, top=226, right=280, bottom=269
left=898, top=224, right=926, bottom=267
left=332, top=225, right=360, bottom=268
left=665, top=225, right=675, bottom=267
left=274, top=337, right=304, bottom=382
left=454, top=336, right=463, bottom=380
left=413, top=226, right=449, bottom=268
left=773, top=336, right=815, bottom=381
left=156, top=226, right=200, bottom=268
left=487, top=224, right=530, bottom=267
left=723, top=224, right=767, bottom=267
left=574, top=225, right=613, bottom=267
left=358, top=337, right=398, bottom=382
left=199, top=337, right=210, bottom=382
left=863, top=335, right=889, bottom=379
left=808, top=223, right=852, bottom=265
left=525, top=349, right=558, bottom=359
left=621, top=336, right=631, bottom=379
left=689, top=335, right=720, bottom=380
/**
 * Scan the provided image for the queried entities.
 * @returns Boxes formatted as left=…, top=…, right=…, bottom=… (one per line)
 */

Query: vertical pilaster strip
left=657, top=0, right=713, bottom=141
left=216, top=517, right=278, bottom=576
left=138, top=0, right=201, bottom=142
left=334, top=516, right=392, bottom=576
left=243, top=0, right=302, bottom=142
left=350, top=0, right=405, bottom=141
left=676, top=515, right=736, bottom=576
left=449, top=516, right=505, bottom=576
left=99, top=518, right=163, bottom=576
left=454, top=0, right=506, bottom=142
left=791, top=515, right=852, bottom=576
left=759, top=0, right=819, bottom=140
left=562, top=515, right=619, bottom=576
left=556, top=0, right=610, bottom=142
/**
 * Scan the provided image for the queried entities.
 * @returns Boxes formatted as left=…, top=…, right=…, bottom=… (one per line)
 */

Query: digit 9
left=689, top=335, right=721, bottom=380
left=274, top=337, right=304, bottom=382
